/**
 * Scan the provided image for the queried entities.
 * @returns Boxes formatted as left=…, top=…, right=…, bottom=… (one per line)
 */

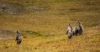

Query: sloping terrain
left=0, top=0, right=100, bottom=52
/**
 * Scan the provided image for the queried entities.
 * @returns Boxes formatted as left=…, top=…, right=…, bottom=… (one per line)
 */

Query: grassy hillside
left=0, top=0, right=100, bottom=52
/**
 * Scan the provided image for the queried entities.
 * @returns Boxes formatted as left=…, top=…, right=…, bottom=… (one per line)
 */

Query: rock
left=0, top=2, right=45, bottom=15
left=0, top=2, right=23, bottom=15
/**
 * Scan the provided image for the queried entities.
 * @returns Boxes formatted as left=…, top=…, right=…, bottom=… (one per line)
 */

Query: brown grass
left=0, top=0, right=100, bottom=52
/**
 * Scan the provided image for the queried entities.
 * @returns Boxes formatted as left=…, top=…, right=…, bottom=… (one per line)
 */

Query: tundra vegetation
left=0, top=0, right=100, bottom=52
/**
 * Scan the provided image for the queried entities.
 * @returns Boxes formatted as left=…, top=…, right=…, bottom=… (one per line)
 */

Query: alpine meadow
left=0, top=0, right=100, bottom=52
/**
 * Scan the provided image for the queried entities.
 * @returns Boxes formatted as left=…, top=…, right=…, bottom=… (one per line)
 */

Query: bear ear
left=77, top=21, right=81, bottom=24
left=16, top=30, right=20, bottom=34
left=68, top=24, right=71, bottom=25
left=67, top=24, right=71, bottom=27
left=16, top=30, right=18, bottom=33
